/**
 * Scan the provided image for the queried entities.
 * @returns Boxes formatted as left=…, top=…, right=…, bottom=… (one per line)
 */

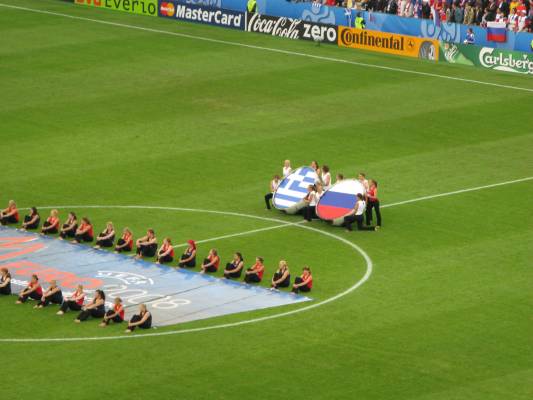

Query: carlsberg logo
left=479, top=47, right=533, bottom=75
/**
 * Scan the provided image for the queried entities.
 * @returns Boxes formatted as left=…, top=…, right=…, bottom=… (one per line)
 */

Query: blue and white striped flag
left=273, top=166, right=318, bottom=210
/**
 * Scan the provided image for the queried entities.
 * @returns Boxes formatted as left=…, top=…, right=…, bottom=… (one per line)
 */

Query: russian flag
left=487, top=22, right=507, bottom=43
left=316, top=179, right=365, bottom=220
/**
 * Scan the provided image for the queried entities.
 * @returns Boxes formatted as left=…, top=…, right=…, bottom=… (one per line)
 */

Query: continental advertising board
left=74, top=0, right=158, bottom=16
left=338, top=26, right=439, bottom=61
left=159, top=1, right=245, bottom=29
left=440, top=42, right=533, bottom=75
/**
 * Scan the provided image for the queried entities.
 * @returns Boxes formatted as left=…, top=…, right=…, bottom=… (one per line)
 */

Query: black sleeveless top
left=141, top=311, right=152, bottom=327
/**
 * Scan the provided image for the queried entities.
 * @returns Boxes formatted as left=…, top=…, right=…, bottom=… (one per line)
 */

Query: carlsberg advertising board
left=440, top=42, right=533, bottom=75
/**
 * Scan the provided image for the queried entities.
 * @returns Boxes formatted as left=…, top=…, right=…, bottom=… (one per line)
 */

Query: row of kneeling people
left=0, top=271, right=151, bottom=332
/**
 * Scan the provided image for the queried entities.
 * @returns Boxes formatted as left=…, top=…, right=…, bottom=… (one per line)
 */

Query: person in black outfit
left=22, top=207, right=40, bottom=230
left=94, top=222, right=115, bottom=249
left=0, top=200, right=18, bottom=225
left=179, top=240, right=197, bottom=268
left=0, top=268, right=12, bottom=295
left=16, top=274, right=42, bottom=303
left=292, top=266, right=313, bottom=294
left=36, top=280, right=63, bottom=308
left=57, top=285, right=85, bottom=315
left=73, top=217, right=94, bottom=244
left=100, top=297, right=125, bottom=327
left=135, top=229, right=157, bottom=259
left=59, top=212, right=77, bottom=239
left=114, top=228, right=133, bottom=253
left=271, top=260, right=291, bottom=289
left=126, top=304, right=152, bottom=332
left=224, top=252, right=245, bottom=279
left=365, top=179, right=382, bottom=227
left=75, top=289, right=106, bottom=323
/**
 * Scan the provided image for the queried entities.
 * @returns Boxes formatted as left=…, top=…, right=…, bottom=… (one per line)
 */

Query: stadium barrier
left=71, top=0, right=533, bottom=73
left=73, top=0, right=533, bottom=52
left=74, top=0, right=158, bottom=17
left=440, top=42, right=533, bottom=75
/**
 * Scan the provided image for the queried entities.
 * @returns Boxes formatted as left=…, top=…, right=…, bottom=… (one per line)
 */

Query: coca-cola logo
left=247, top=14, right=301, bottom=40
left=245, top=13, right=338, bottom=44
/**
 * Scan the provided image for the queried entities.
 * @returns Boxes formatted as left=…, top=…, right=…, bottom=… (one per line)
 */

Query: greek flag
left=273, top=167, right=318, bottom=210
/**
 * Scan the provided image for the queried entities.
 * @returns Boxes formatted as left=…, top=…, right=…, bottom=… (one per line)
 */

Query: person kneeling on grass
left=292, top=266, right=313, bottom=294
left=201, top=249, right=220, bottom=274
left=224, top=252, right=244, bottom=279
left=94, top=222, right=115, bottom=249
left=271, top=260, right=290, bottom=289
left=244, top=257, right=265, bottom=284
left=16, top=274, right=42, bottom=304
left=0, top=268, right=12, bottom=295
left=343, top=194, right=377, bottom=232
left=72, top=217, right=94, bottom=244
left=156, top=238, right=174, bottom=264
left=125, top=304, right=152, bottom=333
left=75, top=289, right=105, bottom=323
left=35, top=280, right=63, bottom=308
left=57, top=284, right=85, bottom=315
left=100, top=297, right=125, bottom=327
left=115, top=228, right=133, bottom=253
left=21, top=207, right=40, bottom=230
left=178, top=240, right=196, bottom=268
left=0, top=200, right=19, bottom=226
left=59, top=212, right=77, bottom=239
left=134, top=229, right=157, bottom=259
left=41, top=209, right=60, bottom=235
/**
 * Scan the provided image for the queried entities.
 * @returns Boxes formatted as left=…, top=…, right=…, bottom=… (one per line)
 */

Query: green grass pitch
left=0, top=0, right=532, bottom=398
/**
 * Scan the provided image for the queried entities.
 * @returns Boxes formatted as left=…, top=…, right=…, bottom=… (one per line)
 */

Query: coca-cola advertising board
left=246, top=13, right=338, bottom=45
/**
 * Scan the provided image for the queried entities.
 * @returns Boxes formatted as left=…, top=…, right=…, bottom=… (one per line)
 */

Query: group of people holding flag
left=264, top=160, right=382, bottom=231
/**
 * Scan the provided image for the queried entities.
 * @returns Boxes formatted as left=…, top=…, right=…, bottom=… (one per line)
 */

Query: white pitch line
left=381, top=176, right=533, bottom=208
left=1, top=3, right=533, bottom=93
left=172, top=221, right=305, bottom=248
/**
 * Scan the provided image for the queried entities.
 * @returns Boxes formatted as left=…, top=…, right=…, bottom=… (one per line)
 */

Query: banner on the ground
left=74, top=0, right=158, bottom=16
left=246, top=13, right=338, bottom=44
left=316, top=179, right=365, bottom=221
left=440, top=42, right=533, bottom=75
left=273, top=166, right=318, bottom=212
left=159, top=1, right=245, bottom=29
left=338, top=26, right=439, bottom=61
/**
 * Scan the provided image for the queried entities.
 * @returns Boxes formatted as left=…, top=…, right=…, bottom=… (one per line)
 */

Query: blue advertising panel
left=158, top=0, right=245, bottom=29
left=255, top=0, right=533, bottom=52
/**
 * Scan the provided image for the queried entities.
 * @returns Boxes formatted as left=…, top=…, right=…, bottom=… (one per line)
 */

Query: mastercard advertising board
left=338, top=27, right=439, bottom=61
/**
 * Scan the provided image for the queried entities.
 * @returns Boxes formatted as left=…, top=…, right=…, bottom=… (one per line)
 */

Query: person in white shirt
left=358, top=172, right=369, bottom=193
left=321, top=165, right=332, bottom=190
left=310, top=161, right=321, bottom=183
left=343, top=194, right=378, bottom=231
left=264, top=175, right=281, bottom=210
left=508, top=8, right=518, bottom=31
left=335, top=173, right=344, bottom=184
left=303, top=184, right=320, bottom=221
left=282, top=160, right=292, bottom=178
